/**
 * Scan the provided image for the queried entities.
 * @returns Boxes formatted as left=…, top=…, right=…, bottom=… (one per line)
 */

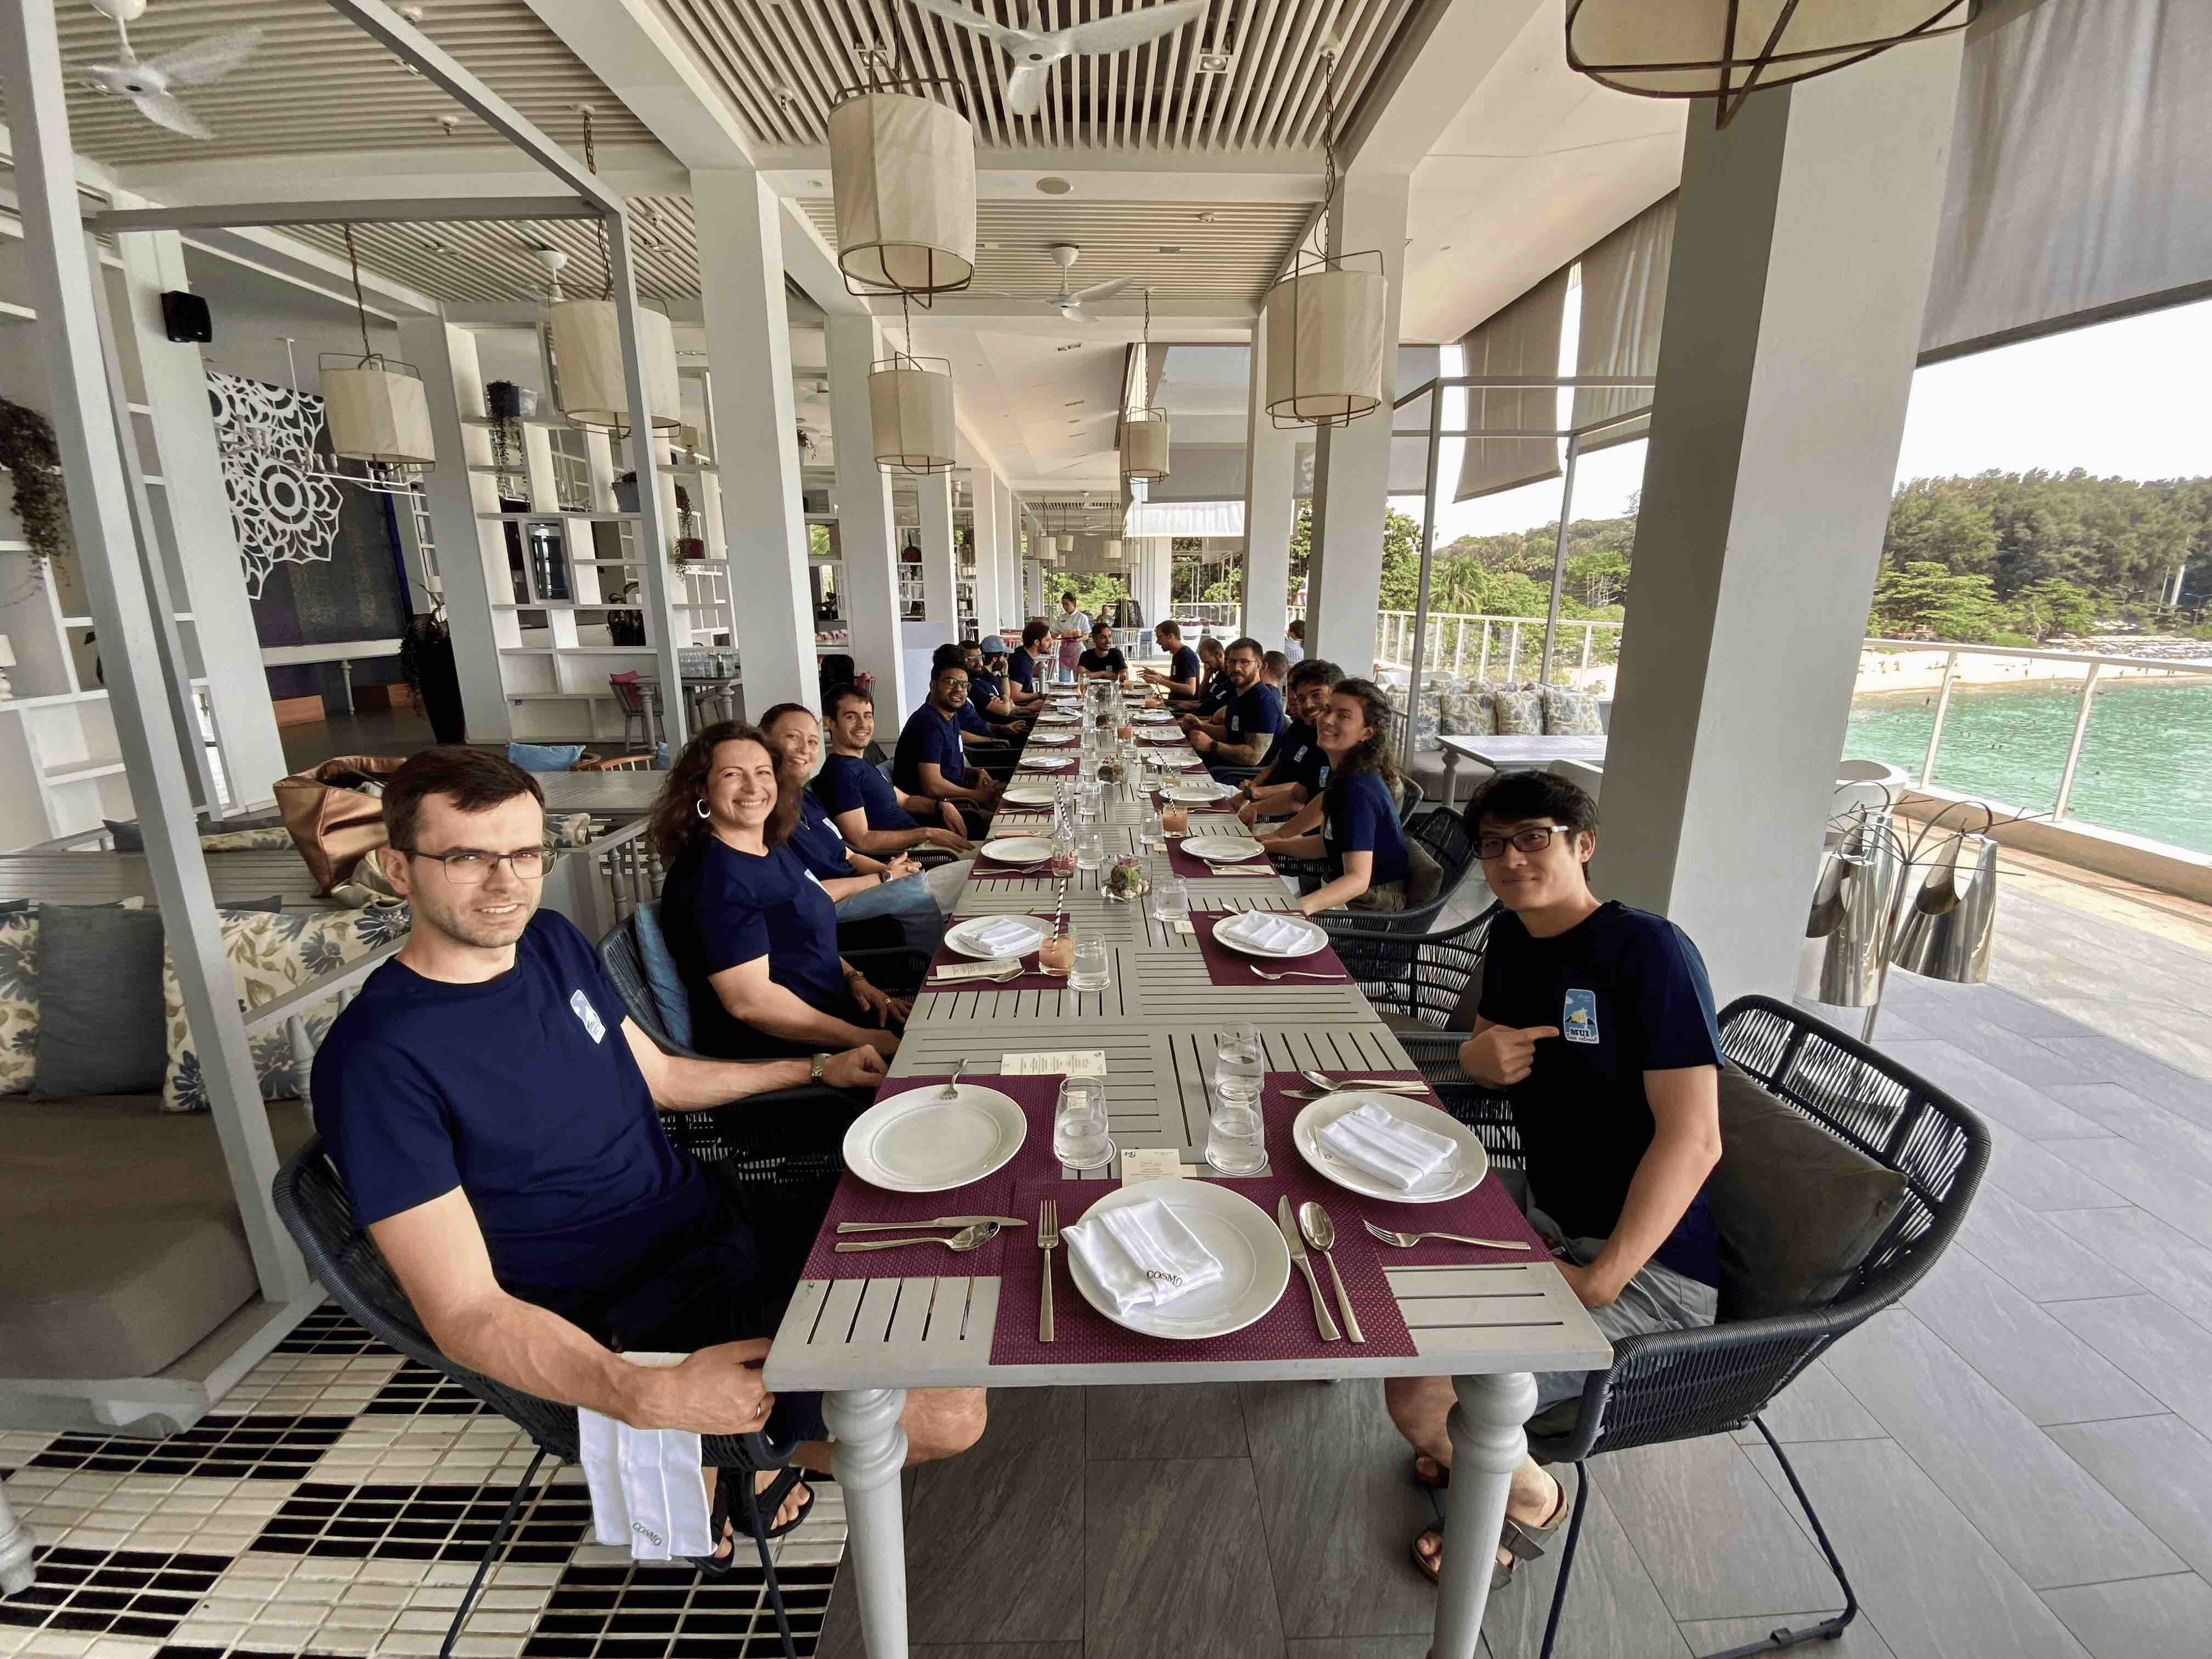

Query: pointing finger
left=1526, top=1026, right=1563, bottom=1041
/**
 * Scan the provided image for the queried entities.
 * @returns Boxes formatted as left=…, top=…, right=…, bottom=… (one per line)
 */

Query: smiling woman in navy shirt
left=1258, top=679, right=1413, bottom=915
left=651, top=721, right=909, bottom=1063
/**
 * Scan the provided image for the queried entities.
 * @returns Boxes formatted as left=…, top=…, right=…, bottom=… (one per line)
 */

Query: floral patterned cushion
left=161, top=905, right=412, bottom=1114
left=0, top=911, right=39, bottom=1096
left=1494, top=689, right=1545, bottom=735
left=1440, top=683, right=1502, bottom=736
left=1541, top=686, right=1606, bottom=736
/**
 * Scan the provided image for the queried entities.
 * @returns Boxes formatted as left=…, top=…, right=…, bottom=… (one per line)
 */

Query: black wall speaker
left=160, top=290, right=212, bottom=344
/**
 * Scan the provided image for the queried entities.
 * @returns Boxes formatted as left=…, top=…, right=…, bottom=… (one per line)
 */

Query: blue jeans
left=833, top=865, right=966, bottom=953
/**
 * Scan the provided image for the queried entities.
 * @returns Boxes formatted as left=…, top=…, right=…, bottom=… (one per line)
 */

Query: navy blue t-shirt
left=971, top=670, right=1006, bottom=709
left=955, top=697, right=994, bottom=738
left=815, top=752, right=917, bottom=832
left=1008, top=647, right=1040, bottom=692
left=1477, top=900, right=1725, bottom=1285
left=1165, top=644, right=1201, bottom=686
left=659, top=835, right=859, bottom=1059
left=1260, top=721, right=1329, bottom=795
left=309, top=911, right=714, bottom=1306
left=1323, top=769, right=1410, bottom=888
left=788, top=790, right=856, bottom=881
left=1224, top=681, right=1285, bottom=747
left=893, top=703, right=968, bottom=792
left=1198, top=672, right=1234, bottom=715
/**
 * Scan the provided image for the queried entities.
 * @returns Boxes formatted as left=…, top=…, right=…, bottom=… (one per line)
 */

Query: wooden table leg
left=1430, top=1370, right=1537, bottom=1658
left=825, top=1387, right=909, bottom=1658
left=0, top=1479, right=35, bottom=1596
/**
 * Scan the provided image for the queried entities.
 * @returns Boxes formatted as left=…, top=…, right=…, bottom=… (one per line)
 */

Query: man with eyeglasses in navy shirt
left=1381, top=769, right=1722, bottom=1592
left=1182, top=635, right=1284, bottom=770
left=894, top=659, right=1004, bottom=838
left=309, top=749, right=985, bottom=1573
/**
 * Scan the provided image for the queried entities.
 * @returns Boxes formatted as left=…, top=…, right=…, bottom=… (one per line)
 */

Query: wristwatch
left=810, top=1052, right=828, bottom=1084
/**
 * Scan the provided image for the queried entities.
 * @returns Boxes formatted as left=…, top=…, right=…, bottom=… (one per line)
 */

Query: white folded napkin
left=966, top=916, right=1042, bottom=956
left=578, top=1353, right=712, bottom=1560
left=1218, top=912, right=1311, bottom=954
left=1317, top=1102, right=1458, bottom=1192
left=1063, top=1198, right=1225, bottom=1316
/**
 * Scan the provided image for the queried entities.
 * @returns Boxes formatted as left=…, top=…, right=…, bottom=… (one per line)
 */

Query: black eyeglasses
left=1474, top=825, right=1576, bottom=860
left=403, top=846, right=546, bottom=883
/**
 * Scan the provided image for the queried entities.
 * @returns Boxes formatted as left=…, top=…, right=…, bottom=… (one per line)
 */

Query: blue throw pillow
left=506, top=742, right=586, bottom=773
left=631, top=904, right=694, bottom=1049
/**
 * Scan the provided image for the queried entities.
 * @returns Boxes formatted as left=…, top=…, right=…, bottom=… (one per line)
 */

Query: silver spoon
left=1297, top=1203, right=1364, bottom=1344
left=1300, top=1068, right=1426, bottom=1091
left=833, top=1221, right=1000, bottom=1254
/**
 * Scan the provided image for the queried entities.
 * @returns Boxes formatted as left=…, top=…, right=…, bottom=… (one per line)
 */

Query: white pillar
left=918, top=472, right=957, bottom=634
left=1306, top=172, right=1409, bottom=676
left=992, top=473, right=1020, bottom=635
left=1242, top=315, right=1298, bottom=650
left=695, top=170, right=814, bottom=713
left=1601, top=42, right=1964, bottom=1001
left=969, top=469, right=1003, bottom=640
left=825, top=313, right=906, bottom=715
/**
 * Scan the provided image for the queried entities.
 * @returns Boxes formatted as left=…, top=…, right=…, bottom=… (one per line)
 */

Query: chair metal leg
left=1536, top=1462, right=1588, bottom=1659
left=737, top=1469, right=799, bottom=1659
left=1699, top=1418, right=1860, bottom=1658
left=440, top=1445, right=549, bottom=1659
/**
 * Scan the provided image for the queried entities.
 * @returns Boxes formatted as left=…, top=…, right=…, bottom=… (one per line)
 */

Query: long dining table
left=764, top=684, right=1610, bottom=1658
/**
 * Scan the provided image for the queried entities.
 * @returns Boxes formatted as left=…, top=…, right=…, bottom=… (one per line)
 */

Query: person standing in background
left=1053, top=592, right=1091, bottom=684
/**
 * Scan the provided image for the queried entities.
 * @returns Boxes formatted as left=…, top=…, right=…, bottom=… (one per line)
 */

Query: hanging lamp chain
left=582, top=105, right=614, bottom=301
left=343, top=223, right=372, bottom=363
left=1310, top=50, right=1340, bottom=262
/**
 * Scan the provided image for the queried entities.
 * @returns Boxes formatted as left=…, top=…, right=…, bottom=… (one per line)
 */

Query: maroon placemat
left=1258, top=1071, right=1548, bottom=1265
left=988, top=1174, right=1417, bottom=1366
left=922, top=920, right=1070, bottom=991
left=1188, top=910, right=1351, bottom=986
left=1166, top=838, right=1275, bottom=881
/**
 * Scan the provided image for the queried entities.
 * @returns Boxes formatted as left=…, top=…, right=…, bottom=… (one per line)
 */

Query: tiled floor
left=9, top=865, right=2212, bottom=1658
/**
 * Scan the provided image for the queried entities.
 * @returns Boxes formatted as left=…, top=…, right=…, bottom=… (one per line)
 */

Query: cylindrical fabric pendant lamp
left=1037, top=533, right=1059, bottom=562
left=868, top=355, right=956, bottom=474
left=1263, top=259, right=1388, bottom=428
left=830, top=90, right=977, bottom=300
left=1121, top=410, right=1171, bottom=482
left=549, top=298, right=683, bottom=434
left=322, top=357, right=435, bottom=469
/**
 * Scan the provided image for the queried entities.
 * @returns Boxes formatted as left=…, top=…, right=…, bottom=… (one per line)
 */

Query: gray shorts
left=1528, top=1207, right=1718, bottom=1413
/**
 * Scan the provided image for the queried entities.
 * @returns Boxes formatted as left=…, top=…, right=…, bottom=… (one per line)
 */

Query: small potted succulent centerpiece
left=1102, top=854, right=1150, bottom=904
left=1095, top=754, right=1124, bottom=783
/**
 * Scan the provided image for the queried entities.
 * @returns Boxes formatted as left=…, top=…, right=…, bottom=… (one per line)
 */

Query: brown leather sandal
left=1410, top=1470, right=1571, bottom=1589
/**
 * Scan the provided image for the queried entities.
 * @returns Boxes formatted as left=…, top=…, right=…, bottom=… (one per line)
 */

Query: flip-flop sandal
left=689, top=1467, right=740, bottom=1578
left=1410, top=1471, right=1572, bottom=1590
left=754, top=1466, right=816, bottom=1541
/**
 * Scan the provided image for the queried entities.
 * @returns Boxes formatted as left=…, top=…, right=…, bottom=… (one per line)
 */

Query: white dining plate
left=1163, top=779, right=1233, bottom=803
left=1291, top=1092, right=1490, bottom=1204
left=1180, top=835, right=1263, bottom=862
left=1001, top=782, right=1059, bottom=805
left=1029, top=731, right=1076, bottom=744
left=980, top=835, right=1052, bottom=862
left=843, top=1084, right=1029, bottom=1193
left=1209, top=911, right=1328, bottom=959
left=1132, top=710, right=1176, bottom=723
left=1039, top=712, right=1077, bottom=723
left=1062, top=1178, right=1290, bottom=1340
left=943, top=913, right=1049, bottom=961
left=1137, top=728, right=1185, bottom=743
left=1020, top=754, right=1075, bottom=770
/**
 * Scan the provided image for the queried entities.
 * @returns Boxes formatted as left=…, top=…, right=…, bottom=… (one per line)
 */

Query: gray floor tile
left=910, top=1646, right=1084, bottom=1658
left=1237, top=1379, right=1438, bottom=1638
left=1876, top=1041, right=2111, bottom=1141
left=1286, top=1639, right=1436, bottom=1659
left=2034, top=1037, right=2212, bottom=1129
left=2045, top=1206, right=2212, bottom=1333
left=1953, top=1186, right=2146, bottom=1304
left=1596, top=1436, right=1848, bottom=1621
left=1481, top=1473, right=1690, bottom=1659
left=2040, top=1572, right=2212, bottom=1659
left=902, top=1386, right=1086, bottom=1646
left=2046, top=1296, right=2212, bottom=1440
left=1979, top=1122, right=2130, bottom=1213
left=1902, top=1251, right=2163, bottom=1426
left=1680, top=1612, right=1897, bottom=1657
left=1958, top=985, right=2113, bottom=1041
left=2040, top=1139, right=2212, bottom=1249
left=1739, top=1438, right=2092, bottom=1659
left=2045, top=1084, right=2212, bottom=1189
left=1085, top=1455, right=1285, bottom=1659
left=2046, top=1415, right=2212, bottom=1582
left=1818, top=1310, right=2183, bottom=1588
left=1733, top=1358, right=1888, bottom=1446
left=1083, top=1381, right=1249, bottom=1461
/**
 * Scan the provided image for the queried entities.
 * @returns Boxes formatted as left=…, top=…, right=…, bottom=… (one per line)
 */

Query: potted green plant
left=0, top=396, right=69, bottom=583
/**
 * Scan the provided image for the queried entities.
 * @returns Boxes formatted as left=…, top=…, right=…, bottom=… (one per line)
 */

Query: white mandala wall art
left=208, top=371, right=347, bottom=600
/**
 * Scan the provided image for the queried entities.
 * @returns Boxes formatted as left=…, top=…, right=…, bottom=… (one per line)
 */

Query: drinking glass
left=1052, top=1075, right=1115, bottom=1171
left=1141, top=805, right=1165, bottom=853
left=1070, top=934, right=1111, bottom=991
left=1206, top=1023, right=1267, bottom=1175
left=1149, top=876, right=1188, bottom=923
left=1075, top=823, right=1105, bottom=872
left=1077, top=781, right=1104, bottom=821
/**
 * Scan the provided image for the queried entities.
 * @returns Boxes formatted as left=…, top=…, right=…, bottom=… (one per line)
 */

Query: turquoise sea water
left=1843, top=678, right=2212, bottom=855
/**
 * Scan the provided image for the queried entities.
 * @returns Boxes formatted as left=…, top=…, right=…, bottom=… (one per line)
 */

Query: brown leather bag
left=274, top=754, right=408, bottom=894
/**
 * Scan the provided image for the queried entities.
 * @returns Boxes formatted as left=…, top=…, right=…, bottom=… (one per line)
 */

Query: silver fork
left=1251, top=967, right=1350, bottom=981
left=1363, top=1219, right=1531, bottom=1252
left=1039, top=1198, right=1060, bottom=1342
left=939, top=1057, right=970, bottom=1098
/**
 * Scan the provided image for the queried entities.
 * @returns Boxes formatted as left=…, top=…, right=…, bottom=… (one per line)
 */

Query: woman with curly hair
left=1257, top=678, right=1415, bottom=915
left=650, top=721, right=906, bottom=1062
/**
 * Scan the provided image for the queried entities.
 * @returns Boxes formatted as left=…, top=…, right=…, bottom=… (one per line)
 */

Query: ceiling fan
left=906, top=0, right=1207, bottom=119
left=979, top=244, right=1133, bottom=321
left=80, top=0, right=262, bottom=140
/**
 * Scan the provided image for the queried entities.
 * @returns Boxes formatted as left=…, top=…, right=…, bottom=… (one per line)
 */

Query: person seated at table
left=1182, top=636, right=1284, bottom=770
left=1169, top=634, right=1229, bottom=715
left=1283, top=616, right=1307, bottom=664
left=652, top=722, right=909, bottom=1063
left=893, top=660, right=1004, bottom=838
left=814, top=682, right=973, bottom=855
left=1382, top=768, right=1723, bottom=1593
left=1008, top=619, right=1052, bottom=696
left=932, top=644, right=1024, bottom=754
left=1261, top=650, right=1289, bottom=690
left=963, top=640, right=1036, bottom=727
left=1052, top=591, right=1091, bottom=684
left=1139, top=619, right=1203, bottom=697
left=978, top=635, right=1046, bottom=710
left=1257, top=679, right=1412, bottom=915
left=309, top=748, right=986, bottom=1571
left=1077, top=620, right=1128, bottom=680
left=1235, top=658, right=1339, bottom=825
left=759, top=702, right=970, bottom=951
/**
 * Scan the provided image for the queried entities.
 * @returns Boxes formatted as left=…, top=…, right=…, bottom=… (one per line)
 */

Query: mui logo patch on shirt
left=570, top=989, right=607, bottom=1044
left=1562, top=989, right=1599, bottom=1045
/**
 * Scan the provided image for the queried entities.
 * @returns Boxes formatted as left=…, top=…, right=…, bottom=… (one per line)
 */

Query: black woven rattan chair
left=1332, top=901, right=1504, bottom=1034
left=1395, top=773, right=1426, bottom=825
left=1312, top=802, right=1480, bottom=943
left=272, top=1143, right=803, bottom=1659
left=1402, top=996, right=1989, bottom=1659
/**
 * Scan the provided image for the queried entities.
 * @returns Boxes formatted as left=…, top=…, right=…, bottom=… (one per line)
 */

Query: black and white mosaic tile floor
left=0, top=1310, right=843, bottom=1659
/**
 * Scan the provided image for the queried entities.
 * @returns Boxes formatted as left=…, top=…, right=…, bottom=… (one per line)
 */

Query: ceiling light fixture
left=317, top=223, right=435, bottom=495
left=870, top=292, right=957, bottom=474
left=1121, top=287, right=1171, bottom=483
left=829, top=44, right=977, bottom=303
left=1195, top=52, right=1233, bottom=74
left=1035, top=176, right=1073, bottom=195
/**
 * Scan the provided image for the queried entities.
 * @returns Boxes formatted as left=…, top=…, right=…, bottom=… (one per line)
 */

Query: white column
left=1241, top=316, right=1298, bottom=650
left=400, top=318, right=514, bottom=741
left=918, top=472, right=957, bottom=635
left=969, top=469, right=1003, bottom=640
left=1600, top=42, right=1965, bottom=1000
left=694, top=170, right=814, bottom=713
left=825, top=313, right=906, bottom=715
left=1306, top=172, right=1409, bottom=675
left=992, top=473, right=1020, bottom=635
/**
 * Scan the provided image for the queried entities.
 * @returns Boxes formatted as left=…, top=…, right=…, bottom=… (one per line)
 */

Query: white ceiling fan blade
left=1071, top=275, right=1134, bottom=305
left=1061, top=0, right=1206, bottom=55
left=142, top=26, right=262, bottom=88
left=131, top=89, right=211, bottom=139
left=905, top=0, right=1025, bottom=51
left=973, top=289, right=1059, bottom=308
left=1005, top=60, right=1049, bottom=118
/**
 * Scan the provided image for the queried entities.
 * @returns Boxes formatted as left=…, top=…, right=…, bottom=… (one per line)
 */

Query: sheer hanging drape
left=1573, top=194, right=1675, bottom=449
left=1453, top=268, right=1568, bottom=502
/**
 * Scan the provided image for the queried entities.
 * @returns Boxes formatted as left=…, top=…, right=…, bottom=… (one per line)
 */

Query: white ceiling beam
left=760, top=160, right=1326, bottom=201
left=106, top=145, right=682, bottom=205
left=177, top=224, right=444, bottom=319
left=521, top=0, right=757, bottom=168
left=1341, top=0, right=1548, bottom=177
left=90, top=198, right=600, bottom=234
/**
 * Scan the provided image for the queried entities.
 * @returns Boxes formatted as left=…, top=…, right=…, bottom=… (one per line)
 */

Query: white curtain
left=1453, top=268, right=1570, bottom=501
left=1124, top=499, right=1246, bottom=538
left=1573, top=194, right=1675, bottom=450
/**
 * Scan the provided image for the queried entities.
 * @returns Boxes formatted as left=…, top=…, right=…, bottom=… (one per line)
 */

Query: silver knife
left=1277, top=1195, right=1342, bottom=1342
left=836, top=1215, right=1029, bottom=1233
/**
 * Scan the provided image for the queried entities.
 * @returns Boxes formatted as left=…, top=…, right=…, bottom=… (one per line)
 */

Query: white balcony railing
left=1373, top=611, right=1623, bottom=681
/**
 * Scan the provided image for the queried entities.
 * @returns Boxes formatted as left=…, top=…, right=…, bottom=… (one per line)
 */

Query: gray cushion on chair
left=631, top=904, right=695, bottom=1049
left=1706, top=1066, right=1909, bottom=1322
left=31, top=903, right=171, bottom=1098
